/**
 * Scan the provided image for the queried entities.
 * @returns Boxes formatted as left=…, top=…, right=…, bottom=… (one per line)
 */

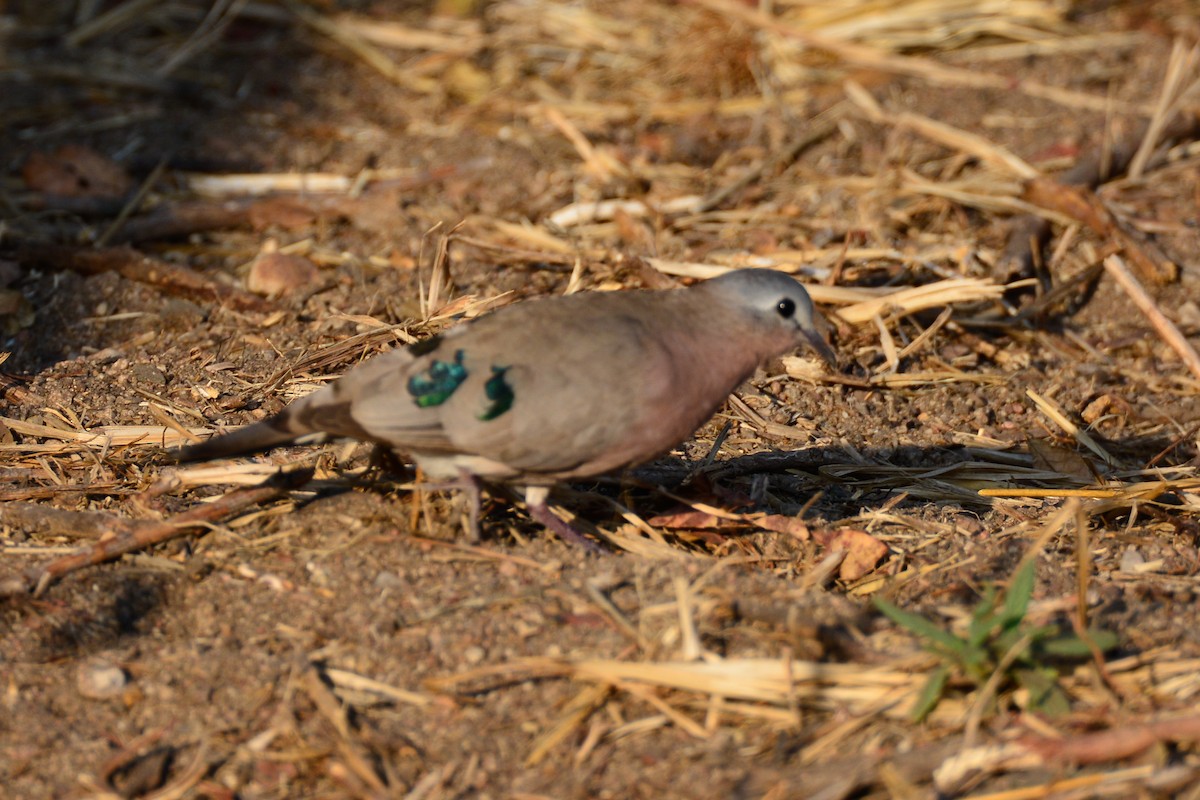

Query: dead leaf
left=647, top=508, right=734, bottom=530
left=0, top=289, right=35, bottom=334
left=753, top=514, right=810, bottom=540
left=247, top=253, right=320, bottom=297
left=22, top=144, right=132, bottom=198
left=247, top=196, right=319, bottom=230
left=1028, top=438, right=1095, bottom=482
left=814, top=528, right=888, bottom=581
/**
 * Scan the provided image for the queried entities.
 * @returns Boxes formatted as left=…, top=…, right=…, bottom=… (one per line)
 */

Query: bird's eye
left=776, top=298, right=796, bottom=319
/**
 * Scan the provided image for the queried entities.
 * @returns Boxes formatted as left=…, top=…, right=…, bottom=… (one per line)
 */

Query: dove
left=176, top=268, right=835, bottom=549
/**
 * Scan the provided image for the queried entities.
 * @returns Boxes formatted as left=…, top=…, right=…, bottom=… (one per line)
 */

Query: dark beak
left=804, top=329, right=838, bottom=368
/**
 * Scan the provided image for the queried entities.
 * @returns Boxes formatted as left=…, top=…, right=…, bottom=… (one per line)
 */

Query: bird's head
left=704, top=269, right=837, bottom=366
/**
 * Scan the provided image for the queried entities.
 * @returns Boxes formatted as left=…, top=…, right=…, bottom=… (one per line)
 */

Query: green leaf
left=1015, top=667, right=1070, bottom=716
left=911, top=664, right=951, bottom=722
left=967, top=585, right=1004, bottom=649
left=874, top=598, right=966, bottom=656
left=1038, top=685, right=1072, bottom=717
left=967, top=607, right=998, bottom=650
left=992, top=628, right=1036, bottom=663
left=1042, top=629, right=1120, bottom=658
left=1014, top=666, right=1054, bottom=704
left=1000, top=558, right=1037, bottom=629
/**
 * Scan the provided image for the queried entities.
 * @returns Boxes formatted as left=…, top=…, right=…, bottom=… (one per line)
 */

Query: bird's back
left=180, top=273, right=809, bottom=480
left=329, top=287, right=769, bottom=479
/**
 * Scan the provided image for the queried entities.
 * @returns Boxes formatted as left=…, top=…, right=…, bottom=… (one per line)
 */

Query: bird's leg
left=409, top=464, right=424, bottom=533
left=523, top=486, right=604, bottom=553
left=407, top=469, right=484, bottom=541
left=367, top=444, right=409, bottom=477
left=458, top=469, right=483, bottom=543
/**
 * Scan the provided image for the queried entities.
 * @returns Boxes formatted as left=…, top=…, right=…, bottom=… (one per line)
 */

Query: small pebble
left=462, top=645, right=486, bottom=664
left=1119, top=547, right=1145, bottom=572
left=159, top=298, right=206, bottom=328
left=953, top=515, right=984, bottom=536
left=130, top=363, right=167, bottom=386
left=248, top=253, right=319, bottom=297
left=0, top=576, right=29, bottom=596
left=77, top=660, right=128, bottom=700
left=374, top=571, right=405, bottom=591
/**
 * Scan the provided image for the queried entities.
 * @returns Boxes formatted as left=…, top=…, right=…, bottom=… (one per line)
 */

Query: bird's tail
left=174, top=417, right=303, bottom=462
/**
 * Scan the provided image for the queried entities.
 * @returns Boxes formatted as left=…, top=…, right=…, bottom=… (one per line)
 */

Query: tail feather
left=174, top=417, right=300, bottom=462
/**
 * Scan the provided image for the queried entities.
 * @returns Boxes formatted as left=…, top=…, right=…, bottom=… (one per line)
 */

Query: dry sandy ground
left=2, top=1, right=1200, bottom=797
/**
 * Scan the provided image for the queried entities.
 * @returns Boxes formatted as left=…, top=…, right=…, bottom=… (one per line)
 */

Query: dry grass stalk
left=939, top=759, right=1154, bottom=798
left=774, top=0, right=1068, bottom=51
left=300, top=667, right=389, bottom=794
left=571, top=657, right=923, bottom=717
left=695, top=0, right=1151, bottom=115
left=65, top=0, right=159, bottom=47
left=537, top=649, right=1200, bottom=732
left=601, top=524, right=703, bottom=559
left=418, top=223, right=459, bottom=321
left=1129, top=40, right=1200, bottom=179
left=1103, top=255, right=1200, bottom=382
left=542, top=106, right=628, bottom=183
left=849, top=86, right=1039, bottom=179
left=944, top=32, right=1145, bottom=62
left=548, top=196, right=701, bottom=228
left=0, top=416, right=207, bottom=448
left=900, top=171, right=1072, bottom=223
left=673, top=576, right=703, bottom=661
left=188, top=169, right=433, bottom=196
left=170, top=463, right=311, bottom=488
left=1024, top=389, right=1116, bottom=467
left=978, top=488, right=1115, bottom=498
left=525, top=683, right=610, bottom=767
left=835, top=279, right=1003, bottom=325
left=324, top=668, right=432, bottom=707
left=2, top=469, right=312, bottom=597
left=286, top=0, right=439, bottom=93
left=333, top=14, right=483, bottom=55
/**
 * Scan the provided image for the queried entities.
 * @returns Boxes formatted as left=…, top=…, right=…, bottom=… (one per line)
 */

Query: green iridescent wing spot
left=478, top=366, right=514, bottom=421
left=407, top=349, right=468, bottom=408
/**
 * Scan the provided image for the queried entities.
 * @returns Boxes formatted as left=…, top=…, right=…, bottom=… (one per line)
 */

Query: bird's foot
left=411, top=470, right=484, bottom=542
left=366, top=444, right=410, bottom=478
left=459, top=470, right=482, bottom=543
left=524, top=486, right=605, bottom=554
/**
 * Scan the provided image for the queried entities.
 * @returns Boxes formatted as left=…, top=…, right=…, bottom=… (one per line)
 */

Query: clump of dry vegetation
left=2, top=0, right=1200, bottom=797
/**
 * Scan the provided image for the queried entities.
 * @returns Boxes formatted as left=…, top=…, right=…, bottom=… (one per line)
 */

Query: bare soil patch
left=2, top=1, right=1200, bottom=797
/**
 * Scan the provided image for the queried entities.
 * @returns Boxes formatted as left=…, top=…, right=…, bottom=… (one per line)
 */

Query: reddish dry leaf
left=1027, top=438, right=1094, bottom=481
left=0, top=260, right=20, bottom=288
left=1021, top=714, right=1200, bottom=765
left=22, top=145, right=132, bottom=198
left=246, top=196, right=320, bottom=230
left=247, top=253, right=320, bottom=297
left=754, top=514, right=810, bottom=540
left=647, top=508, right=811, bottom=542
left=813, top=528, right=889, bottom=581
left=647, top=508, right=735, bottom=530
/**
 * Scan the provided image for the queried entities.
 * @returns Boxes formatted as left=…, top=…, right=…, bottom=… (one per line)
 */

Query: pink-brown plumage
left=177, top=269, right=835, bottom=547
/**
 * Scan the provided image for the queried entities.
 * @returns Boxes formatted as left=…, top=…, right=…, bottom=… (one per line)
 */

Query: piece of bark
left=6, top=242, right=267, bottom=311
left=1020, top=713, right=1200, bottom=765
left=0, top=503, right=129, bottom=539
left=999, top=109, right=1200, bottom=289
left=0, top=468, right=313, bottom=597
left=1023, top=179, right=1178, bottom=284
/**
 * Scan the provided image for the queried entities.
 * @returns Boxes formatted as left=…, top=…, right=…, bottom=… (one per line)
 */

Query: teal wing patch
left=407, top=349, right=468, bottom=408
left=479, top=366, right=514, bottom=421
